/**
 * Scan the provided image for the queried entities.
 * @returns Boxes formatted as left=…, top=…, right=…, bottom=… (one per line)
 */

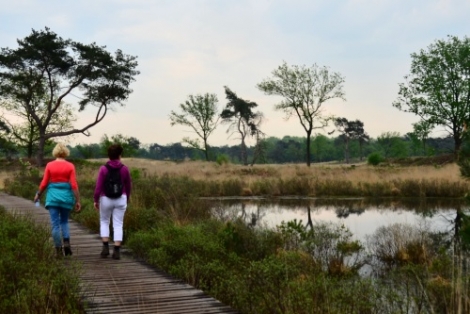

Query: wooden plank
left=0, top=192, right=238, bottom=314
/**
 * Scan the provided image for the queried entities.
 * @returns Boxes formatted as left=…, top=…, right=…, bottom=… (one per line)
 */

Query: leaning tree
left=257, top=61, right=345, bottom=166
left=221, top=86, right=263, bottom=165
left=2, top=98, right=76, bottom=158
left=0, top=27, right=139, bottom=165
left=393, top=35, right=470, bottom=155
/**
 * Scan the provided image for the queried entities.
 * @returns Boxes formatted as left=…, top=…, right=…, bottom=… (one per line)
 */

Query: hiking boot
left=55, top=247, right=63, bottom=258
left=63, top=240, right=73, bottom=256
left=100, top=245, right=110, bottom=258
left=112, top=247, right=120, bottom=260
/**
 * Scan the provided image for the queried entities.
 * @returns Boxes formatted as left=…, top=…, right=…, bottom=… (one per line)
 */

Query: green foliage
left=0, top=27, right=139, bottom=165
left=333, top=117, right=368, bottom=163
left=169, top=93, right=220, bottom=161
left=376, top=132, right=409, bottom=158
left=129, top=167, right=141, bottom=180
left=303, top=221, right=364, bottom=275
left=221, top=86, right=263, bottom=165
left=257, top=61, right=346, bottom=166
left=367, top=152, right=384, bottom=165
left=0, top=208, right=84, bottom=313
left=3, top=159, right=41, bottom=198
left=458, top=131, right=470, bottom=179
left=459, top=209, right=470, bottom=249
left=70, top=143, right=103, bottom=159
left=394, top=35, right=470, bottom=153
left=100, top=134, right=141, bottom=157
left=216, top=154, right=230, bottom=165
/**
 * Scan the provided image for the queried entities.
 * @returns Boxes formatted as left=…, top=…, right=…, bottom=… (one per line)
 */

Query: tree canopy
left=333, top=118, right=366, bottom=163
left=257, top=61, right=345, bottom=166
left=0, top=27, right=139, bottom=165
left=393, top=35, right=470, bottom=154
left=169, top=93, right=220, bottom=161
left=221, top=86, right=263, bottom=165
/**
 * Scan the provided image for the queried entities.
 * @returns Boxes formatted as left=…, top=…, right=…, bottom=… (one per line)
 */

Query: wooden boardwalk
left=0, top=192, right=238, bottom=314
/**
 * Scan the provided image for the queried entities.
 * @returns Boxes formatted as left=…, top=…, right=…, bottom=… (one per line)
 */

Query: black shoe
left=112, top=247, right=120, bottom=260
left=101, top=245, right=109, bottom=258
left=63, top=240, right=73, bottom=256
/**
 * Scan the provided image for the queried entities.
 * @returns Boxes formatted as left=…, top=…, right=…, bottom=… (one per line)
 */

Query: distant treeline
left=61, top=133, right=455, bottom=164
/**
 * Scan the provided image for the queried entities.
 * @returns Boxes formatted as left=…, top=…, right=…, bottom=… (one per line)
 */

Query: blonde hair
left=52, top=143, right=70, bottom=158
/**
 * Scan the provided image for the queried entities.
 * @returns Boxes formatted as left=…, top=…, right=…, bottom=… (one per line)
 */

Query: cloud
left=1, top=0, right=468, bottom=146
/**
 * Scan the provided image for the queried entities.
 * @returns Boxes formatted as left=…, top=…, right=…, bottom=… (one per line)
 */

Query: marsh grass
left=2, top=158, right=467, bottom=199
left=94, top=158, right=463, bottom=181
left=82, top=158, right=469, bottom=198
left=0, top=207, right=85, bottom=313
left=2, top=158, right=470, bottom=313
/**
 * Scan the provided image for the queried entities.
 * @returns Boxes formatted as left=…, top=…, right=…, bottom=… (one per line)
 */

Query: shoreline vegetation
left=2, top=157, right=470, bottom=313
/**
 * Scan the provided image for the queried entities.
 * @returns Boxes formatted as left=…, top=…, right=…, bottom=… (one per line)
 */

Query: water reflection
left=209, top=197, right=467, bottom=240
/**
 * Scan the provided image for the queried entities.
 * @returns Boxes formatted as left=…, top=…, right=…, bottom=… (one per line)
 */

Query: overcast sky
left=1, top=0, right=469, bottom=147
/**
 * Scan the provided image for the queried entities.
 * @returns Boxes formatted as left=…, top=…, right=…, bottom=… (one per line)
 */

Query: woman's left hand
left=75, top=202, right=81, bottom=212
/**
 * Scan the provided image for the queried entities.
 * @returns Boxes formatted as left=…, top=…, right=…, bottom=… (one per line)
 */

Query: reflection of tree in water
left=223, top=197, right=465, bottom=218
left=212, top=200, right=268, bottom=227
left=334, top=204, right=365, bottom=218
left=238, top=203, right=265, bottom=227
left=210, top=196, right=466, bottom=229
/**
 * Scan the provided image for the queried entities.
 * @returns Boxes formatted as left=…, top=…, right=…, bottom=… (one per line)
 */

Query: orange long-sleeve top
left=39, top=160, right=79, bottom=191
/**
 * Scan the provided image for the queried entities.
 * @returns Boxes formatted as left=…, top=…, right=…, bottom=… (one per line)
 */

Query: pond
left=209, top=197, right=469, bottom=241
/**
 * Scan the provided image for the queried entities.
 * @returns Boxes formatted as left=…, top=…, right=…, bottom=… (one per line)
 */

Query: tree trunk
left=306, top=131, right=312, bottom=167
left=204, top=139, right=209, bottom=161
left=27, top=142, right=33, bottom=158
left=240, top=136, right=247, bottom=165
left=455, top=133, right=462, bottom=159
left=27, top=123, right=34, bottom=158
left=36, top=133, right=46, bottom=166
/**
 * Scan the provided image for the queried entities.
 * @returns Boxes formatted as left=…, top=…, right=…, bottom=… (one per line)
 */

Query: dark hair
left=108, top=144, right=123, bottom=160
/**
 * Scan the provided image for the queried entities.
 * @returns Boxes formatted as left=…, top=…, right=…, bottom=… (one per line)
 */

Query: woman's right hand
left=94, top=202, right=100, bottom=211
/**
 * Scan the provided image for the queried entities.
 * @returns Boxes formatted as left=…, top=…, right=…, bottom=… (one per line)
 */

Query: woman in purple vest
left=93, top=144, right=132, bottom=260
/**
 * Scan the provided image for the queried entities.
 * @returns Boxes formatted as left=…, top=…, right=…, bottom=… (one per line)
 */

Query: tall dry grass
left=89, top=158, right=465, bottom=183
left=2, top=158, right=468, bottom=198
left=81, top=159, right=469, bottom=198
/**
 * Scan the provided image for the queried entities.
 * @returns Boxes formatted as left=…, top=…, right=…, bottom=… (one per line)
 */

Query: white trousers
left=99, top=195, right=127, bottom=241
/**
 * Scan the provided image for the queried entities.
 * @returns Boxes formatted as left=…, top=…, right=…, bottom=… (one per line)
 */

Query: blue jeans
left=48, top=206, right=71, bottom=247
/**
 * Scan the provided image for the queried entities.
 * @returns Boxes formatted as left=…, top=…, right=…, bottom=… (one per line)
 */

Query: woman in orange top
left=34, top=143, right=81, bottom=257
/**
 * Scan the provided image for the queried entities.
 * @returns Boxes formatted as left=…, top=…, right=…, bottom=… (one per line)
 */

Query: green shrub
left=0, top=208, right=85, bottom=313
left=367, top=152, right=384, bottom=166
left=130, top=167, right=141, bottom=180
left=216, top=154, right=230, bottom=165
